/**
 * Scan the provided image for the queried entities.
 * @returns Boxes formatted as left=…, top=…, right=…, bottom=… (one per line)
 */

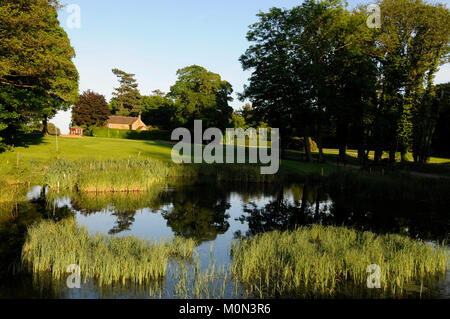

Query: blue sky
left=52, top=0, right=450, bottom=133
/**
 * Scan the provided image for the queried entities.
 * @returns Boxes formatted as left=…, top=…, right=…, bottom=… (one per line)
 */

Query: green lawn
left=3, top=135, right=448, bottom=188
left=0, top=136, right=338, bottom=185
left=0, top=136, right=175, bottom=163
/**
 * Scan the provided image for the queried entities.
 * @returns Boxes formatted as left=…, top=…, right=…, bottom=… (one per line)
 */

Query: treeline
left=240, top=0, right=450, bottom=163
left=72, top=65, right=242, bottom=134
left=1, top=0, right=449, bottom=164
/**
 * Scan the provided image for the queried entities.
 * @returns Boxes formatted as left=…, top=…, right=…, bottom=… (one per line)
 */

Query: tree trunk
left=304, top=135, right=312, bottom=162
left=389, top=150, right=396, bottom=163
left=318, top=144, right=324, bottom=163
left=358, top=148, right=365, bottom=164
left=374, top=149, right=382, bottom=163
left=337, top=120, right=348, bottom=164
left=42, top=117, right=48, bottom=135
left=316, top=135, right=324, bottom=163
left=339, top=144, right=347, bottom=164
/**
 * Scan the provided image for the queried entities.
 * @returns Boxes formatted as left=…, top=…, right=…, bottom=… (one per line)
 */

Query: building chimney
left=138, top=114, right=141, bottom=120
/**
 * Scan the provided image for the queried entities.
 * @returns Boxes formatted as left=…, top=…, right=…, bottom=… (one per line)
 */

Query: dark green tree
left=369, top=0, right=450, bottom=163
left=0, top=0, right=79, bottom=147
left=72, top=90, right=110, bottom=128
left=430, top=83, right=450, bottom=157
left=241, top=0, right=371, bottom=162
left=141, top=90, right=177, bottom=130
left=169, top=65, right=233, bottom=131
left=111, top=69, right=142, bottom=117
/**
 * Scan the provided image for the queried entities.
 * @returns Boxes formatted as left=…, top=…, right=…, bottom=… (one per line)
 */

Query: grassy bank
left=231, top=225, right=448, bottom=298
left=43, top=158, right=286, bottom=192
left=21, top=218, right=196, bottom=285
left=0, top=136, right=336, bottom=192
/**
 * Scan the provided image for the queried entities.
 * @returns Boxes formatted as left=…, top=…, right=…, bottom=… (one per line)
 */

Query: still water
left=0, top=180, right=449, bottom=298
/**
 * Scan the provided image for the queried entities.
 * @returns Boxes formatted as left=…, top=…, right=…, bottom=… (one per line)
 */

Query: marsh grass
left=44, top=159, right=181, bottom=192
left=43, top=158, right=280, bottom=192
left=0, top=182, right=30, bottom=223
left=231, top=225, right=449, bottom=298
left=173, top=257, right=236, bottom=299
left=21, top=218, right=196, bottom=286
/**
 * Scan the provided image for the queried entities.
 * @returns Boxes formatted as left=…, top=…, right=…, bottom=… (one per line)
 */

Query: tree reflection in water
left=108, top=210, right=136, bottom=235
left=237, top=182, right=449, bottom=242
left=161, top=186, right=231, bottom=243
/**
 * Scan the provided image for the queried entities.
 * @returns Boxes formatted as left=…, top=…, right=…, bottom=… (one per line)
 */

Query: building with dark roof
left=105, top=115, right=148, bottom=131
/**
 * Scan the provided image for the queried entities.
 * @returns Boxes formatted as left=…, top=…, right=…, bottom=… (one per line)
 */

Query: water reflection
left=50, top=181, right=449, bottom=243
left=1, top=179, right=449, bottom=299
left=238, top=182, right=449, bottom=241
left=161, top=185, right=231, bottom=242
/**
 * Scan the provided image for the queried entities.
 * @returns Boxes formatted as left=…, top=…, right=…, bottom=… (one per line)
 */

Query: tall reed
left=231, top=225, right=449, bottom=298
left=44, top=158, right=280, bottom=193
left=21, top=218, right=196, bottom=286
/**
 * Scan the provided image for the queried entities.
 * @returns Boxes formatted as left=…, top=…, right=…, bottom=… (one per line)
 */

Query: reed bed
left=44, top=158, right=182, bottom=192
left=173, top=257, right=235, bottom=299
left=43, top=158, right=279, bottom=193
left=21, top=218, right=196, bottom=286
left=0, top=181, right=28, bottom=204
left=231, top=225, right=449, bottom=298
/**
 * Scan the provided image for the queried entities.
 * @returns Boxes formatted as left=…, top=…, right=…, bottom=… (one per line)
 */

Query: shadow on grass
left=0, top=131, right=46, bottom=154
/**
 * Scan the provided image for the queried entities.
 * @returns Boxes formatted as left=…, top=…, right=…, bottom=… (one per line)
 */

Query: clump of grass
left=44, top=158, right=183, bottom=192
left=173, top=257, right=235, bottom=299
left=0, top=182, right=30, bottom=222
left=44, top=158, right=283, bottom=193
left=231, top=225, right=448, bottom=298
left=21, top=218, right=196, bottom=286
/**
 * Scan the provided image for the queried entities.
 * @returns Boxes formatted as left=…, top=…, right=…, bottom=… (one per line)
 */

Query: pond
left=0, top=179, right=449, bottom=299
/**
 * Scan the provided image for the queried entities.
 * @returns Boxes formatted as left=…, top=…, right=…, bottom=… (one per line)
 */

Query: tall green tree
left=169, top=65, right=233, bottom=131
left=141, top=90, right=177, bottom=130
left=240, top=0, right=373, bottom=162
left=0, top=0, right=79, bottom=147
left=72, top=90, right=110, bottom=128
left=430, top=82, right=450, bottom=157
left=369, top=0, right=450, bottom=163
left=111, top=69, right=142, bottom=117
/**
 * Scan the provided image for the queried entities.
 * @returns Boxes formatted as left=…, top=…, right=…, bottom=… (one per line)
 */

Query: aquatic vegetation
left=43, top=158, right=281, bottom=192
left=173, top=258, right=234, bottom=299
left=21, top=218, right=196, bottom=286
left=231, top=225, right=449, bottom=298
left=44, top=158, right=181, bottom=192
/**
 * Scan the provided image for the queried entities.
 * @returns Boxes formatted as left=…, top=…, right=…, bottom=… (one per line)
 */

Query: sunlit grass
left=0, top=136, right=336, bottom=188
left=42, top=158, right=283, bottom=192
left=231, top=225, right=449, bottom=298
left=21, top=218, right=196, bottom=286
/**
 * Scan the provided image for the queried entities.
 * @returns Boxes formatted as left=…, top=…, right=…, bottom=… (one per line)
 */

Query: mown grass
left=231, top=225, right=449, bottom=298
left=21, top=218, right=196, bottom=286
left=0, top=136, right=337, bottom=187
left=91, top=127, right=171, bottom=141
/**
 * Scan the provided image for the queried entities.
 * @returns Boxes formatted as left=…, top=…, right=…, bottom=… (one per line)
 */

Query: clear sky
left=51, top=0, right=450, bottom=134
